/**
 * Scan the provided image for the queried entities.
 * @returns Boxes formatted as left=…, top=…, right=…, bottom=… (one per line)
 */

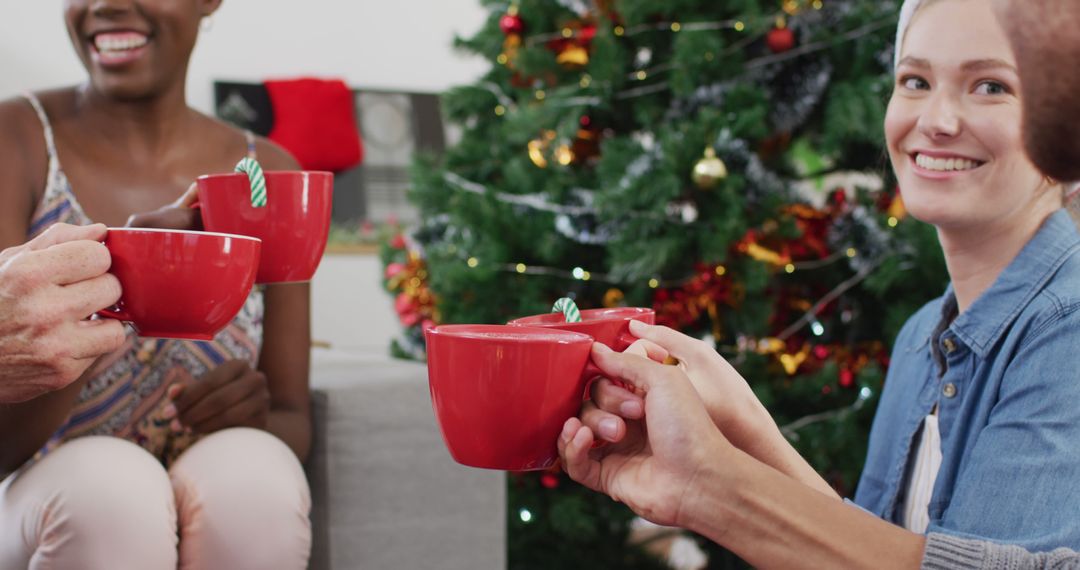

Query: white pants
left=0, top=428, right=312, bottom=570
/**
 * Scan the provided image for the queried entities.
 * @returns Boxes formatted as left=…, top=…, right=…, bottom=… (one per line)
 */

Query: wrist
left=716, top=396, right=776, bottom=456
left=674, top=436, right=740, bottom=537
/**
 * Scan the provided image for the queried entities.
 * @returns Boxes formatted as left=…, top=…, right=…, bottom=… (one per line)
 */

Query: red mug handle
left=581, top=358, right=603, bottom=400
left=96, top=304, right=132, bottom=322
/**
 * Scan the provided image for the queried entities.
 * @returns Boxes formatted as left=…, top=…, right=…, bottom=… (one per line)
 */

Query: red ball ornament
left=767, top=26, right=796, bottom=54
left=389, top=234, right=407, bottom=250
left=500, top=13, right=525, bottom=35
left=829, top=188, right=849, bottom=210
left=578, top=23, right=597, bottom=42
left=839, top=368, right=855, bottom=388
left=384, top=262, right=406, bottom=280
left=540, top=473, right=559, bottom=489
left=395, top=293, right=421, bottom=327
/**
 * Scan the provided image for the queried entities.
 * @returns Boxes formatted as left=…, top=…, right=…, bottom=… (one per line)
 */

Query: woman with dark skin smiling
left=0, top=1, right=312, bottom=568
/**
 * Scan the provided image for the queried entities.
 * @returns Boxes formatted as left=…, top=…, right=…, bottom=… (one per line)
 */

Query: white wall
left=311, top=254, right=402, bottom=357
left=0, top=0, right=490, bottom=113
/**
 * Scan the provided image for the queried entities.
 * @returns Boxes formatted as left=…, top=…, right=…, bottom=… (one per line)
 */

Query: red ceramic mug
left=97, top=228, right=261, bottom=340
left=507, top=307, right=655, bottom=351
left=425, top=324, right=602, bottom=471
left=195, top=171, right=333, bottom=283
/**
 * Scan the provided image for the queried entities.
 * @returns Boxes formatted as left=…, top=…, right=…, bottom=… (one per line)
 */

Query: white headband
left=894, top=0, right=925, bottom=69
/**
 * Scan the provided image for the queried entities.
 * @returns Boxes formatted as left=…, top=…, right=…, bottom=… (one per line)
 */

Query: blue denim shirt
left=854, top=210, right=1080, bottom=550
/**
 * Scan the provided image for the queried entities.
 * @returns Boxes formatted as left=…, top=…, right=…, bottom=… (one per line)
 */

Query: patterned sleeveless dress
left=23, top=93, right=265, bottom=467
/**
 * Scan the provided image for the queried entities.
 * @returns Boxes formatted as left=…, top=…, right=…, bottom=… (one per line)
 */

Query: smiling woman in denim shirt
left=555, top=0, right=1080, bottom=567
left=853, top=0, right=1080, bottom=545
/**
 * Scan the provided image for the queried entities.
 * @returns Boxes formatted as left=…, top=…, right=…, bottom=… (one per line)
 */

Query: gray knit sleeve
left=922, top=533, right=1080, bottom=570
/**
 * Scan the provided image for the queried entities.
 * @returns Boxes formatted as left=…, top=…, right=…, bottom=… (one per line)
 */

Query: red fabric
left=265, top=78, right=363, bottom=172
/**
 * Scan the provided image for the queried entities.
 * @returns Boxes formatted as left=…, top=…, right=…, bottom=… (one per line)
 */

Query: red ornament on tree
left=767, top=19, right=796, bottom=54
left=395, top=292, right=421, bottom=327
left=540, top=473, right=559, bottom=489
left=839, top=368, right=855, bottom=388
left=500, top=6, right=525, bottom=35
left=384, top=262, right=406, bottom=280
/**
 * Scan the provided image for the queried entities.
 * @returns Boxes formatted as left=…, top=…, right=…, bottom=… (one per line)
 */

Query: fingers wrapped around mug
left=579, top=396, right=630, bottom=443
left=124, top=185, right=203, bottom=231
left=558, top=416, right=605, bottom=491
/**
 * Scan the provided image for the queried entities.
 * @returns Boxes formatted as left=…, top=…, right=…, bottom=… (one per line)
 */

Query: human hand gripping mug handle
left=95, top=303, right=132, bottom=323
left=94, top=234, right=132, bottom=323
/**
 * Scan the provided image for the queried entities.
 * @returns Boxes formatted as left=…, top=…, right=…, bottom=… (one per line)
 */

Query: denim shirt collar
left=946, top=210, right=1080, bottom=358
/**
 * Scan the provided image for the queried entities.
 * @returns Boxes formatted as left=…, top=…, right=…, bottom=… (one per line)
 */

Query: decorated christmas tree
left=382, top=0, right=948, bottom=567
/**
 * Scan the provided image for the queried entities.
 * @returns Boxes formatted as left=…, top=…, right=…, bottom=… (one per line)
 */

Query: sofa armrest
left=306, top=356, right=505, bottom=569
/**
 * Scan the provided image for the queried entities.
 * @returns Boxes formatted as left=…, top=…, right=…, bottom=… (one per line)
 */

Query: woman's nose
left=917, top=91, right=963, bottom=140
left=89, top=0, right=135, bottom=18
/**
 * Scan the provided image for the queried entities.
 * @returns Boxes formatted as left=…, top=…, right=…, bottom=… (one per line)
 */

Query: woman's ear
left=201, top=0, right=223, bottom=18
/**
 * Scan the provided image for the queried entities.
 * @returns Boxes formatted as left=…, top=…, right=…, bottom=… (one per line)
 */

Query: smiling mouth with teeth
left=913, top=153, right=987, bottom=173
left=92, top=32, right=149, bottom=54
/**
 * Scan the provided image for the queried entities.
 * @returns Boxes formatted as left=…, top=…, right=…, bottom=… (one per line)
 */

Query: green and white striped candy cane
left=235, top=157, right=267, bottom=208
left=551, top=297, right=582, bottom=323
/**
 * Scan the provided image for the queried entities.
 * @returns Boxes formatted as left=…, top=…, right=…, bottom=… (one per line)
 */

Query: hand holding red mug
left=586, top=320, right=774, bottom=448
left=0, top=223, right=125, bottom=403
left=125, top=183, right=203, bottom=230
left=583, top=321, right=835, bottom=494
left=163, top=359, right=270, bottom=435
left=95, top=228, right=260, bottom=340
left=558, top=342, right=730, bottom=529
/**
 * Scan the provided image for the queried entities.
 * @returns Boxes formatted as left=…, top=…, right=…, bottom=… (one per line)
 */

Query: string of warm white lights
left=525, top=17, right=764, bottom=47
left=499, top=10, right=899, bottom=108
left=745, top=16, right=897, bottom=70
left=450, top=249, right=886, bottom=343
left=776, top=254, right=888, bottom=341
left=613, top=14, right=897, bottom=95
left=780, top=385, right=873, bottom=440
left=459, top=247, right=870, bottom=287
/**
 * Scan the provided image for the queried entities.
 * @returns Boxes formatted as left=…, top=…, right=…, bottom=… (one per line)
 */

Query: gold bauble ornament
left=554, top=143, right=575, bottom=166
left=603, top=288, right=625, bottom=308
left=888, top=193, right=907, bottom=220
left=691, top=147, right=728, bottom=189
left=528, top=139, right=548, bottom=168
left=528, top=130, right=557, bottom=168
left=556, top=44, right=590, bottom=68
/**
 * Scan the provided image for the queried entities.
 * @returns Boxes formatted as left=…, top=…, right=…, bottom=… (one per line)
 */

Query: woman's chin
left=89, top=75, right=161, bottom=102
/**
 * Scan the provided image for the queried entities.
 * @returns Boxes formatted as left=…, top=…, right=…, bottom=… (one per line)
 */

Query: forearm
left=267, top=407, right=311, bottom=463
left=0, top=373, right=86, bottom=474
left=258, top=282, right=310, bottom=462
left=721, top=402, right=840, bottom=499
left=681, top=446, right=925, bottom=569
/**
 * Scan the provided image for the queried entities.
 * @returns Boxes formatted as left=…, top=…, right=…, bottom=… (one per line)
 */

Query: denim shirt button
left=942, top=338, right=958, bottom=354
left=943, top=383, right=958, bottom=398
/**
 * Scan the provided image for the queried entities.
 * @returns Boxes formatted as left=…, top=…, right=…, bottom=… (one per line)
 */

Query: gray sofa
left=304, top=355, right=506, bottom=569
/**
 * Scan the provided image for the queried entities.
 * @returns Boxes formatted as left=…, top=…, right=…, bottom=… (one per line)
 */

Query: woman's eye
left=974, top=81, right=1009, bottom=96
left=900, top=76, right=930, bottom=90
